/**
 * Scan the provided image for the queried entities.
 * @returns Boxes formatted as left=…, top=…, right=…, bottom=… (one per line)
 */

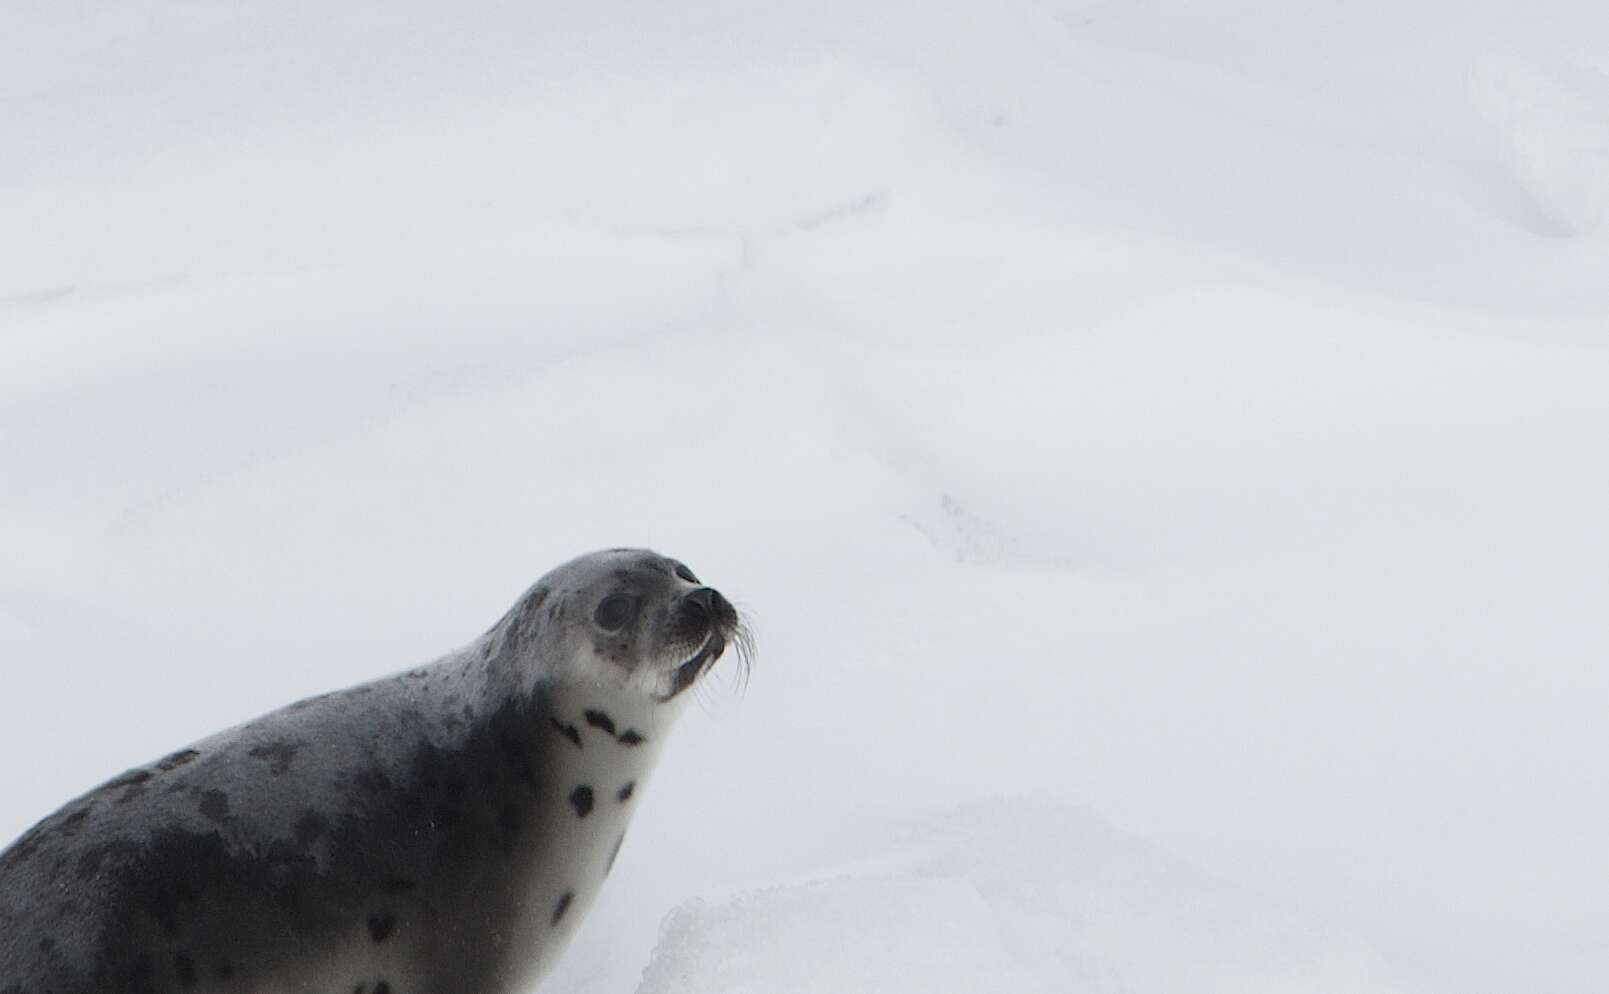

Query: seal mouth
left=659, top=631, right=727, bottom=701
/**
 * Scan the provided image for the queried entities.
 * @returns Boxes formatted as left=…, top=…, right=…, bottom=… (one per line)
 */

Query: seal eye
left=594, top=594, right=637, bottom=631
left=674, top=563, right=699, bottom=584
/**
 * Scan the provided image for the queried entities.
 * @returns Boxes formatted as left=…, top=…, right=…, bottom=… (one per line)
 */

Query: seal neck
left=459, top=623, right=691, bottom=738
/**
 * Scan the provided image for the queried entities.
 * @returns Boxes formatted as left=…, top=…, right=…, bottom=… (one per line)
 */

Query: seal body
left=0, top=549, right=745, bottom=994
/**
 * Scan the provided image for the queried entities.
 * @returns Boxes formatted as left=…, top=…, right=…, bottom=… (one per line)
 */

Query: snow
left=638, top=799, right=1405, bottom=994
left=4, top=1, right=1608, bottom=992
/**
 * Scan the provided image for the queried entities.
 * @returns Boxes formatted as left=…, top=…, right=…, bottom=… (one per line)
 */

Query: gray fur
left=0, top=549, right=743, bottom=994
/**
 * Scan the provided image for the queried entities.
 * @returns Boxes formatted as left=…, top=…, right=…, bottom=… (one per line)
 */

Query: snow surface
left=637, top=798, right=1405, bottom=994
left=4, top=2, right=1608, bottom=992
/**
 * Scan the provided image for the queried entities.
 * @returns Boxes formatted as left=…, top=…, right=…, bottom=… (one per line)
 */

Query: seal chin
left=658, top=632, right=727, bottom=702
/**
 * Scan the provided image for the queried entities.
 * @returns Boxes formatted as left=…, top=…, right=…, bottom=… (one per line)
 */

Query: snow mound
left=637, top=798, right=1405, bottom=994
left=1472, top=40, right=1609, bottom=237
left=641, top=879, right=1043, bottom=994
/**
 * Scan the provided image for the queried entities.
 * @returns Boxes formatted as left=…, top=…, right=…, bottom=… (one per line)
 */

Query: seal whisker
left=731, top=615, right=757, bottom=698
left=691, top=679, right=717, bottom=716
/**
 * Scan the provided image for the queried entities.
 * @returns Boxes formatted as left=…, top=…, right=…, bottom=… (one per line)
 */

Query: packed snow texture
left=3, top=2, right=1608, bottom=993
left=638, top=799, right=1404, bottom=994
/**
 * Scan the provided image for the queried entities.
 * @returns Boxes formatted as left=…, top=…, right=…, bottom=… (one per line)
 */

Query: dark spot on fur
left=105, top=768, right=154, bottom=803
left=618, top=729, right=645, bottom=746
left=197, top=790, right=230, bottom=823
left=606, top=833, right=625, bottom=874
left=37, top=936, right=55, bottom=953
left=380, top=875, right=417, bottom=895
left=569, top=785, right=594, bottom=818
left=174, top=953, right=197, bottom=988
left=583, top=709, right=616, bottom=735
left=294, top=810, right=327, bottom=848
left=368, top=912, right=397, bottom=943
left=247, top=741, right=302, bottom=776
left=353, top=985, right=367, bottom=994
left=158, top=749, right=200, bottom=771
left=552, top=891, right=574, bottom=925
left=374, top=983, right=392, bottom=994
left=108, top=769, right=153, bottom=789
left=617, top=781, right=635, bottom=802
left=527, top=585, right=550, bottom=611
left=550, top=718, right=582, bottom=748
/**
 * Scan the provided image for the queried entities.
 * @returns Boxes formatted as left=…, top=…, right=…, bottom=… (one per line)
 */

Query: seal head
left=509, top=548, right=743, bottom=701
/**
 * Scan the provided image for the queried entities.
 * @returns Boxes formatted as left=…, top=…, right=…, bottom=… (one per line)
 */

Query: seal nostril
left=708, top=589, right=736, bottom=627
left=686, top=588, right=716, bottom=616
